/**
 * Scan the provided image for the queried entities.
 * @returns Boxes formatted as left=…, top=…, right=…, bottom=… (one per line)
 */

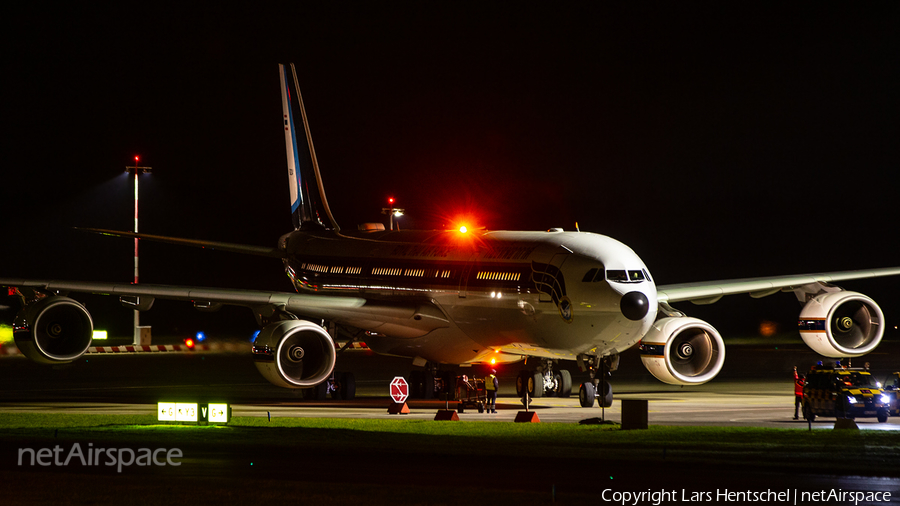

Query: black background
left=3, top=3, right=898, bottom=340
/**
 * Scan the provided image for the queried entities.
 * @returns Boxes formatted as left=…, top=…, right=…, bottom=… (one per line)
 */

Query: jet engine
left=13, top=296, right=94, bottom=364
left=640, top=317, right=725, bottom=385
left=798, top=291, right=884, bottom=358
left=252, top=320, right=337, bottom=388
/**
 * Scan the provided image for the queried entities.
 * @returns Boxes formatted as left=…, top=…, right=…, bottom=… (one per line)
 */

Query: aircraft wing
left=656, top=267, right=900, bottom=305
left=0, top=279, right=449, bottom=339
left=76, top=228, right=284, bottom=258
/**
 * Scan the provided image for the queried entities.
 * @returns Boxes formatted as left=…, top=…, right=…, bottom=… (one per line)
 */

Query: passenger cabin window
left=606, top=270, right=646, bottom=283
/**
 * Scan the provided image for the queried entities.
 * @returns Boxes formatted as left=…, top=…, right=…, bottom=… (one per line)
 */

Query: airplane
left=3, top=63, right=900, bottom=408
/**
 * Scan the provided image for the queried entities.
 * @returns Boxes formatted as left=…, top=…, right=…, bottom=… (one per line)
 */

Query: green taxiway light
left=0, top=325, right=12, bottom=343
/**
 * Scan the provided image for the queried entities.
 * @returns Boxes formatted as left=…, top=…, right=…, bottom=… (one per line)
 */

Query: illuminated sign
left=158, top=402, right=230, bottom=424
left=176, top=403, right=198, bottom=422
left=91, top=330, right=108, bottom=340
left=207, top=403, right=229, bottom=423
left=158, top=402, right=176, bottom=421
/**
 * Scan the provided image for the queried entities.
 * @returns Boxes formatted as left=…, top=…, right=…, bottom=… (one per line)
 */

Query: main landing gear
left=408, top=366, right=456, bottom=399
left=577, top=353, right=618, bottom=408
left=515, top=359, right=573, bottom=398
left=305, top=371, right=356, bottom=400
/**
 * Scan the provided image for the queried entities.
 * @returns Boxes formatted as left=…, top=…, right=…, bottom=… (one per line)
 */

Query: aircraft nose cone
left=620, top=291, right=650, bottom=321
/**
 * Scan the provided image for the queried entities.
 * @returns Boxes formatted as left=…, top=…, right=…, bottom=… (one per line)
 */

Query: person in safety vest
left=486, top=369, right=499, bottom=414
left=793, top=365, right=805, bottom=420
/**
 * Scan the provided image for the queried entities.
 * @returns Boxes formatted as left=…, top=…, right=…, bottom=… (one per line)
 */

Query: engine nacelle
left=252, top=320, right=336, bottom=389
left=798, top=291, right=884, bottom=358
left=640, top=317, right=725, bottom=385
left=13, top=296, right=94, bottom=364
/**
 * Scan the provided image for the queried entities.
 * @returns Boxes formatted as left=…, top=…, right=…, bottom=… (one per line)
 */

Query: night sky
left=3, top=4, right=898, bottom=339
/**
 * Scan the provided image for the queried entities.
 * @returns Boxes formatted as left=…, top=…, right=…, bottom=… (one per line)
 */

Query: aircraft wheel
left=423, top=371, right=435, bottom=399
left=558, top=370, right=572, bottom=398
left=441, top=371, right=455, bottom=398
left=528, top=371, right=544, bottom=398
left=309, top=380, right=327, bottom=400
left=579, top=382, right=595, bottom=407
left=598, top=381, right=613, bottom=408
left=340, top=372, right=356, bottom=400
left=409, top=370, right=423, bottom=399
left=515, top=370, right=528, bottom=397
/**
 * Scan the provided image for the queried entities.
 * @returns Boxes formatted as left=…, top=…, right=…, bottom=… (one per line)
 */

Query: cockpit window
left=606, top=270, right=646, bottom=283
left=582, top=268, right=598, bottom=282
left=606, top=270, right=627, bottom=282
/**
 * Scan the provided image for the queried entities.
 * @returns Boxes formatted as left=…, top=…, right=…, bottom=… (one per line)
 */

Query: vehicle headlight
left=847, top=395, right=859, bottom=404
left=880, top=394, right=891, bottom=404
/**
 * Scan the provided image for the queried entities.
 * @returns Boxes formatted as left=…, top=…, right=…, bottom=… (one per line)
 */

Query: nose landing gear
left=576, top=353, right=618, bottom=408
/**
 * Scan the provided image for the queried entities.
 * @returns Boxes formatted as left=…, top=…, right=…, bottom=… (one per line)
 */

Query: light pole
left=381, top=197, right=404, bottom=230
left=124, top=156, right=152, bottom=346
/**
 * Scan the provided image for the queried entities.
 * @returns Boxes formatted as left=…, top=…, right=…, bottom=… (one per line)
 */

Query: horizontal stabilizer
left=75, top=228, right=284, bottom=259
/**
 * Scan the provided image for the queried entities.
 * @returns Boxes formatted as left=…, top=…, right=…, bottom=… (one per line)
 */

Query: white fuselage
left=282, top=228, right=659, bottom=364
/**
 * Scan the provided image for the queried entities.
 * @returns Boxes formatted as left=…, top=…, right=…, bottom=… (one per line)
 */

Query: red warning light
left=388, top=197, right=395, bottom=205
left=183, top=338, right=195, bottom=349
left=459, top=225, right=468, bottom=234
left=134, top=155, right=140, bottom=162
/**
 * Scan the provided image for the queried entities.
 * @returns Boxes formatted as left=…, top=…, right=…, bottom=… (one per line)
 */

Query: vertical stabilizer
left=279, top=63, right=340, bottom=231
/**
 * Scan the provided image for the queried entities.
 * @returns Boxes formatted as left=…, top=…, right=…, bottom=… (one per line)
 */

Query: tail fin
left=279, top=63, right=340, bottom=231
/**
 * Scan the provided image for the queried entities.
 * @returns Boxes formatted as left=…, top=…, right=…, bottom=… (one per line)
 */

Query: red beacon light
left=183, top=337, right=196, bottom=350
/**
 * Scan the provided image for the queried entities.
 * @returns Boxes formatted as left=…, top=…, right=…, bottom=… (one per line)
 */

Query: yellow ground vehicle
left=802, top=367, right=890, bottom=423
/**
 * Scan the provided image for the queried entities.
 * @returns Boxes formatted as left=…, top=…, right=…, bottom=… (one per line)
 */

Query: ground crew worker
left=486, top=369, right=499, bottom=413
left=793, top=365, right=805, bottom=420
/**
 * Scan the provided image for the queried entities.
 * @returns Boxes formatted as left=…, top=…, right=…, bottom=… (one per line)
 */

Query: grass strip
left=1, top=413, right=897, bottom=476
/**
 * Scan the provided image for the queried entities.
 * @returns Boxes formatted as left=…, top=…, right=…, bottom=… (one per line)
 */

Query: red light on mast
left=388, top=197, right=395, bottom=205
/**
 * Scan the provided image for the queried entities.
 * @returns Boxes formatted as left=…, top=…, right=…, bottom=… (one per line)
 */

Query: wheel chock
left=434, top=410, right=459, bottom=421
left=388, top=402, right=410, bottom=414
left=514, top=411, right=540, bottom=423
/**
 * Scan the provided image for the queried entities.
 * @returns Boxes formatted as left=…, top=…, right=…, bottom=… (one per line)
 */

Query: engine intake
left=640, top=317, right=725, bottom=385
left=252, top=320, right=336, bottom=388
left=798, top=291, right=883, bottom=358
left=13, top=296, right=94, bottom=364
